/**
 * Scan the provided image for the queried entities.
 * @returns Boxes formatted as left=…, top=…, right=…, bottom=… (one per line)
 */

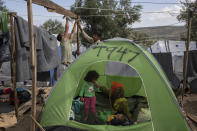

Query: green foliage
left=127, top=30, right=156, bottom=47
left=40, top=19, right=64, bottom=34
left=71, top=0, right=142, bottom=41
left=0, top=0, right=8, bottom=12
left=177, top=1, right=197, bottom=41
left=134, top=26, right=186, bottom=41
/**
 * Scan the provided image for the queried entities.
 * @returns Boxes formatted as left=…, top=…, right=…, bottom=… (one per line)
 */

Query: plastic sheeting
left=184, top=51, right=197, bottom=77
left=0, top=31, right=11, bottom=64
left=149, top=40, right=197, bottom=53
left=190, top=78, right=197, bottom=93
left=152, top=53, right=180, bottom=88
left=0, top=61, right=11, bottom=82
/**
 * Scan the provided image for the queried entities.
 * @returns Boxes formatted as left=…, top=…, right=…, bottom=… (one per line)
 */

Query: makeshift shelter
left=148, top=40, right=197, bottom=53
left=148, top=40, right=197, bottom=88
left=148, top=40, right=197, bottom=76
left=40, top=38, right=190, bottom=131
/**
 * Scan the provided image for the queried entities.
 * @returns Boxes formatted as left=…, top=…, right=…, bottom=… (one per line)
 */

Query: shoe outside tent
left=40, top=38, right=190, bottom=131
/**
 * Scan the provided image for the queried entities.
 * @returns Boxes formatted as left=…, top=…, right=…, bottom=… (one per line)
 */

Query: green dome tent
left=40, top=38, right=190, bottom=131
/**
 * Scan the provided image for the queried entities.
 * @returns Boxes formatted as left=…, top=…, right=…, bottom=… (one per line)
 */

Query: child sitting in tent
left=99, top=82, right=134, bottom=123
left=79, top=70, right=101, bottom=122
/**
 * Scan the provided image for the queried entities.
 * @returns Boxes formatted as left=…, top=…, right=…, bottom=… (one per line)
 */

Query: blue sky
left=3, top=0, right=188, bottom=30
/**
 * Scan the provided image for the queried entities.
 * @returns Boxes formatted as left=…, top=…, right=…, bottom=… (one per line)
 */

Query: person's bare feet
left=84, top=116, right=88, bottom=122
left=91, top=115, right=96, bottom=123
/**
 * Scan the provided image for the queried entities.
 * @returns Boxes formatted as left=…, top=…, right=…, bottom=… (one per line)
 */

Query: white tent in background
left=148, top=40, right=197, bottom=53
left=148, top=40, right=197, bottom=80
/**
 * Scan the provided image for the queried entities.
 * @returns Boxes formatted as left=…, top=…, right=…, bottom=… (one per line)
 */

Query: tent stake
left=9, top=12, right=18, bottom=121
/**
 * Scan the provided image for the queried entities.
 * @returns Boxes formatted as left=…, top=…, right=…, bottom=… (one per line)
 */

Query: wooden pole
left=54, top=67, right=58, bottom=81
left=9, top=12, right=18, bottom=121
left=30, top=115, right=45, bottom=131
left=182, top=9, right=192, bottom=102
left=181, top=0, right=197, bottom=102
left=24, top=0, right=77, bottom=19
left=27, top=0, right=37, bottom=131
left=31, top=35, right=37, bottom=130
left=77, top=22, right=80, bottom=56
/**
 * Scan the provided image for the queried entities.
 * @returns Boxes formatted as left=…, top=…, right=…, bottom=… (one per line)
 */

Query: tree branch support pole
left=182, top=10, right=192, bottom=103
left=77, top=18, right=80, bottom=56
left=9, top=12, right=18, bottom=121
left=30, top=115, right=45, bottom=131
left=27, top=0, right=37, bottom=131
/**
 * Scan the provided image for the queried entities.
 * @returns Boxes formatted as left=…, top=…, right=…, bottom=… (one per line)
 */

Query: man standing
left=57, top=16, right=78, bottom=66
left=78, top=22, right=101, bottom=45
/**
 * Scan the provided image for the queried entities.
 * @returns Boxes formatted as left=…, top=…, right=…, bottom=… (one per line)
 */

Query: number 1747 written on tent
left=93, top=45, right=140, bottom=63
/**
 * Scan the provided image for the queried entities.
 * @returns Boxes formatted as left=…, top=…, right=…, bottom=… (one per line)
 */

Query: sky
left=3, top=0, right=194, bottom=31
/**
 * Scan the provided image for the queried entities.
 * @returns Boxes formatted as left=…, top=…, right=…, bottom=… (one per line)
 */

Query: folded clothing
left=0, top=88, right=12, bottom=95
left=9, top=88, right=31, bottom=105
left=137, top=108, right=151, bottom=123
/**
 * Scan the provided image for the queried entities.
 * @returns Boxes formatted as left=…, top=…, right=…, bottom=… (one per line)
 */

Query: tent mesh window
left=72, top=61, right=151, bottom=125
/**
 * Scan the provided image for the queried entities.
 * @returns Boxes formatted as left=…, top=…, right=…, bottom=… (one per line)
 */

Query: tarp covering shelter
left=184, top=51, right=197, bottom=77
left=148, top=40, right=197, bottom=53
left=152, top=52, right=180, bottom=88
left=148, top=40, right=197, bottom=75
left=40, top=38, right=190, bottom=131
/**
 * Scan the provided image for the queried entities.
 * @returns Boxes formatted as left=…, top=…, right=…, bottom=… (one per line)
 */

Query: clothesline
left=70, top=6, right=180, bottom=13
left=5, top=0, right=195, bottom=5
left=17, top=11, right=195, bottom=18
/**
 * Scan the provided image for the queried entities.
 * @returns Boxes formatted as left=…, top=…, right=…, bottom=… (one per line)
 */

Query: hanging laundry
left=14, top=16, right=61, bottom=82
left=0, top=31, right=11, bottom=63
left=0, top=12, right=11, bottom=64
left=0, top=12, right=9, bottom=34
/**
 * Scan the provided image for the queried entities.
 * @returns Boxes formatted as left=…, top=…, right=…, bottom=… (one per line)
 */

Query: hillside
left=133, top=26, right=186, bottom=40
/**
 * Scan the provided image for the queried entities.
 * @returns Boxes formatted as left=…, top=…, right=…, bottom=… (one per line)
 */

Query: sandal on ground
left=62, top=62, right=69, bottom=67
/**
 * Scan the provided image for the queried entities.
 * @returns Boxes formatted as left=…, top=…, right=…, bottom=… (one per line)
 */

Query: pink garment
left=4, top=88, right=12, bottom=94
left=84, top=96, right=96, bottom=116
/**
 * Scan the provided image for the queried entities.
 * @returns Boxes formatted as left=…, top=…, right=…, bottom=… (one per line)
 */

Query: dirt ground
left=0, top=104, right=44, bottom=131
left=0, top=87, right=52, bottom=131
left=5, top=105, right=43, bottom=131
left=179, top=94, right=197, bottom=131
left=0, top=89, right=197, bottom=131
